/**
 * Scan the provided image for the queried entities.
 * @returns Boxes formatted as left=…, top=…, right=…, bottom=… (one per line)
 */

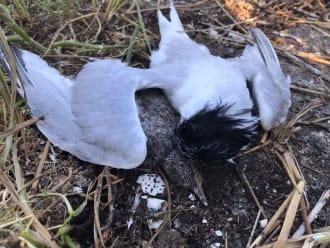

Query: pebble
left=209, top=242, right=221, bottom=248
left=147, top=198, right=166, bottom=212
left=188, top=193, right=196, bottom=201
left=148, top=219, right=163, bottom=229
left=259, top=219, right=268, bottom=228
left=215, top=230, right=223, bottom=237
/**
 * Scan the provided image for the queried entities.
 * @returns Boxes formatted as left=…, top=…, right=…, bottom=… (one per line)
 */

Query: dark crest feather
left=175, top=104, right=260, bottom=161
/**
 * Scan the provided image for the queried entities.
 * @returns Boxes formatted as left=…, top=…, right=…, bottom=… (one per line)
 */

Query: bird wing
left=71, top=60, right=149, bottom=168
left=1, top=45, right=153, bottom=169
left=0, top=45, right=79, bottom=147
left=240, top=28, right=291, bottom=130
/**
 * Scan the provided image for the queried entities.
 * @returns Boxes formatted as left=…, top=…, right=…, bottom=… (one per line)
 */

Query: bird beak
left=193, top=169, right=208, bottom=206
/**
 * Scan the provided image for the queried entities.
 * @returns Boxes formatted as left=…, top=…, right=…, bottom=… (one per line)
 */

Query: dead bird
left=0, top=2, right=291, bottom=204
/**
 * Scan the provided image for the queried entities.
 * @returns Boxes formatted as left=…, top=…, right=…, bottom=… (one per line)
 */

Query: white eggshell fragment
left=259, top=219, right=268, bottom=228
left=215, top=230, right=223, bottom=237
left=136, top=174, right=165, bottom=196
left=147, top=198, right=166, bottom=212
left=148, top=219, right=164, bottom=229
left=209, top=242, right=221, bottom=248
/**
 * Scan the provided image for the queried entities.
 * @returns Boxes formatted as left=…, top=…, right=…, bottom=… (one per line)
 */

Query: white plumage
left=0, top=2, right=291, bottom=169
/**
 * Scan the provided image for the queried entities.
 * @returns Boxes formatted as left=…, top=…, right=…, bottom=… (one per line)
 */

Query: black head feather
left=175, top=104, right=260, bottom=161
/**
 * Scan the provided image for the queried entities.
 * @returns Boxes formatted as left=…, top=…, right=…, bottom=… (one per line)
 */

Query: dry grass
left=0, top=0, right=329, bottom=247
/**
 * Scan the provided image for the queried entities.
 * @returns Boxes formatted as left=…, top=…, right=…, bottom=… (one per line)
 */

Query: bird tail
left=0, top=43, right=78, bottom=149
left=157, top=1, right=184, bottom=42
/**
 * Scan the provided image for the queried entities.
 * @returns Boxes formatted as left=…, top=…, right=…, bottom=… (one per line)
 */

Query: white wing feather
left=240, top=28, right=291, bottom=130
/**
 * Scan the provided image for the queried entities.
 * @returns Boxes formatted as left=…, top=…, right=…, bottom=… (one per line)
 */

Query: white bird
left=0, top=3, right=291, bottom=203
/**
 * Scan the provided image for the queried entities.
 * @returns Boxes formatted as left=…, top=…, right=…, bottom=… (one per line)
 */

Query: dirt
left=3, top=0, right=330, bottom=247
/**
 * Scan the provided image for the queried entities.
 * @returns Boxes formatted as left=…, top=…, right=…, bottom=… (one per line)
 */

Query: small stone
left=202, top=218, right=208, bottom=224
left=148, top=218, right=163, bottom=229
left=215, top=230, right=223, bottom=237
left=73, top=186, right=83, bottom=193
left=209, top=242, right=221, bottom=248
left=127, top=216, right=133, bottom=230
left=188, top=193, right=196, bottom=201
left=147, top=198, right=166, bottom=212
left=49, top=154, right=57, bottom=162
left=174, top=218, right=181, bottom=229
left=259, top=219, right=268, bottom=228
left=209, top=29, right=219, bottom=39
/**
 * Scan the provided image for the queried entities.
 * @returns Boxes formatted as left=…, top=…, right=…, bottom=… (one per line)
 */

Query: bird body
left=0, top=3, right=291, bottom=171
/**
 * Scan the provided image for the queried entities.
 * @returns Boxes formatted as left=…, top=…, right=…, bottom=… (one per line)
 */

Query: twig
left=275, top=150, right=299, bottom=191
left=0, top=169, right=59, bottom=247
left=259, top=232, right=330, bottom=248
left=52, top=40, right=126, bottom=51
left=250, top=190, right=294, bottom=247
left=246, top=209, right=262, bottom=248
left=50, top=168, right=73, bottom=192
left=233, top=139, right=271, bottom=159
left=291, top=18, right=330, bottom=29
left=293, top=51, right=330, bottom=66
left=127, top=1, right=209, bottom=14
left=94, top=167, right=106, bottom=248
left=301, top=164, right=322, bottom=174
left=301, top=116, right=330, bottom=125
left=12, top=141, right=27, bottom=202
left=319, top=77, right=330, bottom=93
left=283, top=150, right=304, bottom=185
left=31, top=140, right=50, bottom=191
left=283, top=148, right=311, bottom=235
left=119, top=14, right=156, bottom=37
left=43, top=12, right=99, bottom=56
left=274, top=181, right=304, bottom=248
left=263, top=223, right=281, bottom=245
left=278, top=48, right=330, bottom=83
left=0, top=5, right=46, bottom=53
left=278, top=103, right=322, bottom=143
left=298, top=197, right=312, bottom=235
left=291, top=85, right=330, bottom=99
left=293, top=190, right=330, bottom=238
left=214, top=0, right=247, bottom=34
left=0, top=116, right=43, bottom=139
left=238, top=169, right=266, bottom=218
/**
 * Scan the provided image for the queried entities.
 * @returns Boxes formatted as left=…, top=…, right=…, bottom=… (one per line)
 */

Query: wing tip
left=249, top=28, right=280, bottom=65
